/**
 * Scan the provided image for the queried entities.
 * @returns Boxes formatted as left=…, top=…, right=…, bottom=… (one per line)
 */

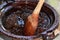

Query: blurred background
left=0, top=0, right=60, bottom=40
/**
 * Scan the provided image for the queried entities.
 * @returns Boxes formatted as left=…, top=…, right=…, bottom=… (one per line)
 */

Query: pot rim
left=0, top=2, right=59, bottom=39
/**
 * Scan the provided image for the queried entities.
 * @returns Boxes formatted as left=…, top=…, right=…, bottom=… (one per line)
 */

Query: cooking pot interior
left=1, top=2, right=55, bottom=37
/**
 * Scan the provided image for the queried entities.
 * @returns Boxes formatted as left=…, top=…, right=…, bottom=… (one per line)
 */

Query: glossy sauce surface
left=3, top=5, right=50, bottom=35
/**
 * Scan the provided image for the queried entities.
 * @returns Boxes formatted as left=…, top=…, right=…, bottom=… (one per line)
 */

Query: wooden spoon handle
left=32, top=0, right=45, bottom=15
left=24, top=0, right=45, bottom=36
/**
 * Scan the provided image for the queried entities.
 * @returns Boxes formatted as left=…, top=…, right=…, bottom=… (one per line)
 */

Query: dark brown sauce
left=2, top=5, right=50, bottom=36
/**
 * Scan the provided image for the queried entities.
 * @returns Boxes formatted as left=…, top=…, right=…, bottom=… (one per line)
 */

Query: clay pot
left=0, top=0, right=59, bottom=40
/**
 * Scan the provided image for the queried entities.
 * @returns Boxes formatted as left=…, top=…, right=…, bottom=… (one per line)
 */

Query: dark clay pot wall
left=0, top=0, right=59, bottom=40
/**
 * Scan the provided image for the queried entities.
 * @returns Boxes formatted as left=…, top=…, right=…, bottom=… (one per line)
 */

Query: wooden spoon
left=24, top=0, right=45, bottom=36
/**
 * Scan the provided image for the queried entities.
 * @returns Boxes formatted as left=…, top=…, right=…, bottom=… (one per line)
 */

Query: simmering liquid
left=3, top=5, right=50, bottom=35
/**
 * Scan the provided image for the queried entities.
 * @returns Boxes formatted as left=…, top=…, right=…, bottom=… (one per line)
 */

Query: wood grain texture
left=24, top=0, right=45, bottom=36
